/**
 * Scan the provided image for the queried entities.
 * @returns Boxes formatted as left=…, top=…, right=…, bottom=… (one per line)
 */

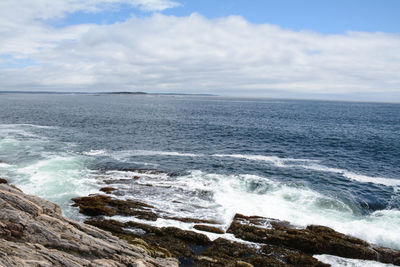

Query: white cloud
left=0, top=0, right=179, bottom=20
left=0, top=1, right=400, bottom=101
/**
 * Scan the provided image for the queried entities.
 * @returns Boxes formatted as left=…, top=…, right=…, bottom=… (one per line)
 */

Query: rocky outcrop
left=3, top=172, right=400, bottom=267
left=0, top=183, right=178, bottom=267
left=72, top=190, right=400, bottom=267
left=84, top=218, right=328, bottom=267
left=227, top=214, right=400, bottom=265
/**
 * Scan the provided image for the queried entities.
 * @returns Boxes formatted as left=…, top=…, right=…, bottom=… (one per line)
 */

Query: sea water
left=0, top=94, right=399, bottom=253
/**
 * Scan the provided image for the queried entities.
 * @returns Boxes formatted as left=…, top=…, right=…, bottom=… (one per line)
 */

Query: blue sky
left=0, top=0, right=400, bottom=101
left=56, top=0, right=400, bottom=34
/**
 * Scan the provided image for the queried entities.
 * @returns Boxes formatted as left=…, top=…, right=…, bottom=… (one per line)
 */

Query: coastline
left=1, top=178, right=399, bottom=267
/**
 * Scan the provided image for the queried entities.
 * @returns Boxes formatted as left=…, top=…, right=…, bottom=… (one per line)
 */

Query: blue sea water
left=0, top=93, right=399, bottom=250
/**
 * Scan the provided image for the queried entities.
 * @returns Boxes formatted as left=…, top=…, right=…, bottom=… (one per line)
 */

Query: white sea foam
left=14, top=155, right=99, bottom=217
left=314, top=254, right=396, bottom=267
left=109, top=215, right=258, bottom=245
left=122, top=150, right=199, bottom=157
left=213, top=153, right=316, bottom=168
left=82, top=149, right=106, bottom=156
left=0, top=162, right=12, bottom=168
left=199, top=171, right=400, bottom=249
left=0, top=124, right=56, bottom=139
left=107, top=150, right=200, bottom=162
left=100, top=169, right=400, bottom=250
left=13, top=124, right=57, bottom=129
left=300, top=163, right=400, bottom=187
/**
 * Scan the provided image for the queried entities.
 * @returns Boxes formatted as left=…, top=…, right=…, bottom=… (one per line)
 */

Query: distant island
left=0, top=91, right=216, bottom=96
left=104, top=91, right=148, bottom=95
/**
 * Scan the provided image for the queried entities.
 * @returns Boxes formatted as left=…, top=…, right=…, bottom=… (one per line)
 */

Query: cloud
left=0, top=0, right=180, bottom=20
left=0, top=2, right=399, bottom=101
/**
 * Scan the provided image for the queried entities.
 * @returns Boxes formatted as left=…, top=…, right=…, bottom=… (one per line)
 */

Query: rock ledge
left=0, top=183, right=178, bottom=267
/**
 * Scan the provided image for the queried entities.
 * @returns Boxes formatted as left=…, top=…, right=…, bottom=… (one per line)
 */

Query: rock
left=227, top=213, right=400, bottom=265
left=72, top=195, right=158, bottom=221
left=99, top=187, right=117, bottom=194
left=86, top=218, right=213, bottom=266
left=84, top=218, right=329, bottom=267
left=0, top=178, right=7, bottom=184
left=194, top=224, right=225, bottom=234
left=236, top=261, right=254, bottom=267
left=0, top=184, right=178, bottom=267
left=71, top=189, right=400, bottom=266
left=166, top=216, right=219, bottom=224
left=198, top=237, right=328, bottom=267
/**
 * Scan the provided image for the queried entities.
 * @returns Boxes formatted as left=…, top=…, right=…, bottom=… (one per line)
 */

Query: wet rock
left=86, top=218, right=213, bottom=266
left=103, top=178, right=136, bottom=185
left=72, top=195, right=158, bottom=221
left=198, top=237, right=328, bottom=267
left=71, top=189, right=400, bottom=266
left=0, top=178, right=7, bottom=184
left=227, top=214, right=400, bottom=265
left=84, top=217, right=328, bottom=267
left=194, top=224, right=224, bottom=234
left=236, top=261, right=254, bottom=267
left=166, top=216, right=219, bottom=225
left=99, top=187, right=116, bottom=194
left=0, top=184, right=178, bottom=267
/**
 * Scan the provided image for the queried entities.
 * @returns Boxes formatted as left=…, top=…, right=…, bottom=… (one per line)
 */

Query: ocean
left=0, top=93, right=399, bottom=252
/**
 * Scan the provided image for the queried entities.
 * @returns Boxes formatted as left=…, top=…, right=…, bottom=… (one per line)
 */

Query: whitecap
left=108, top=150, right=200, bottom=161
left=82, top=149, right=106, bottom=156
left=213, top=153, right=400, bottom=187
left=0, top=162, right=12, bottom=168
left=300, top=163, right=400, bottom=187
left=0, top=123, right=57, bottom=129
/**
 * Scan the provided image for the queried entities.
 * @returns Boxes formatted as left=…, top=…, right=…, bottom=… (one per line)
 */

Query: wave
left=297, top=163, right=400, bottom=187
left=0, top=123, right=57, bottom=129
left=80, top=150, right=400, bottom=188
left=213, top=153, right=317, bottom=167
left=0, top=162, right=12, bottom=168
left=99, top=169, right=400, bottom=250
left=122, top=150, right=200, bottom=157
left=213, top=153, right=400, bottom=187
left=106, top=150, right=200, bottom=162
left=0, top=124, right=55, bottom=140
left=82, top=149, right=106, bottom=156
left=3, top=154, right=98, bottom=218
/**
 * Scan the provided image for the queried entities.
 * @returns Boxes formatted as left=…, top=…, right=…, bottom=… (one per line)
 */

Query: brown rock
left=227, top=213, right=400, bottom=265
left=166, top=216, right=218, bottom=224
left=72, top=195, right=158, bottom=221
left=99, top=187, right=117, bottom=194
left=194, top=224, right=224, bottom=234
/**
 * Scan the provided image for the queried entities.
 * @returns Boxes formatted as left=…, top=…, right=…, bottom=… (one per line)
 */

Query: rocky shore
left=1, top=175, right=400, bottom=267
left=0, top=179, right=178, bottom=267
left=70, top=173, right=400, bottom=267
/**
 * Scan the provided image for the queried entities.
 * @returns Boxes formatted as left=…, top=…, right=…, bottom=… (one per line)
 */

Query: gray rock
left=0, top=184, right=178, bottom=267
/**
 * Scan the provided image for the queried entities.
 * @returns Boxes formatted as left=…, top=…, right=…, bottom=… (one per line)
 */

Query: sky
left=0, top=0, right=400, bottom=101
